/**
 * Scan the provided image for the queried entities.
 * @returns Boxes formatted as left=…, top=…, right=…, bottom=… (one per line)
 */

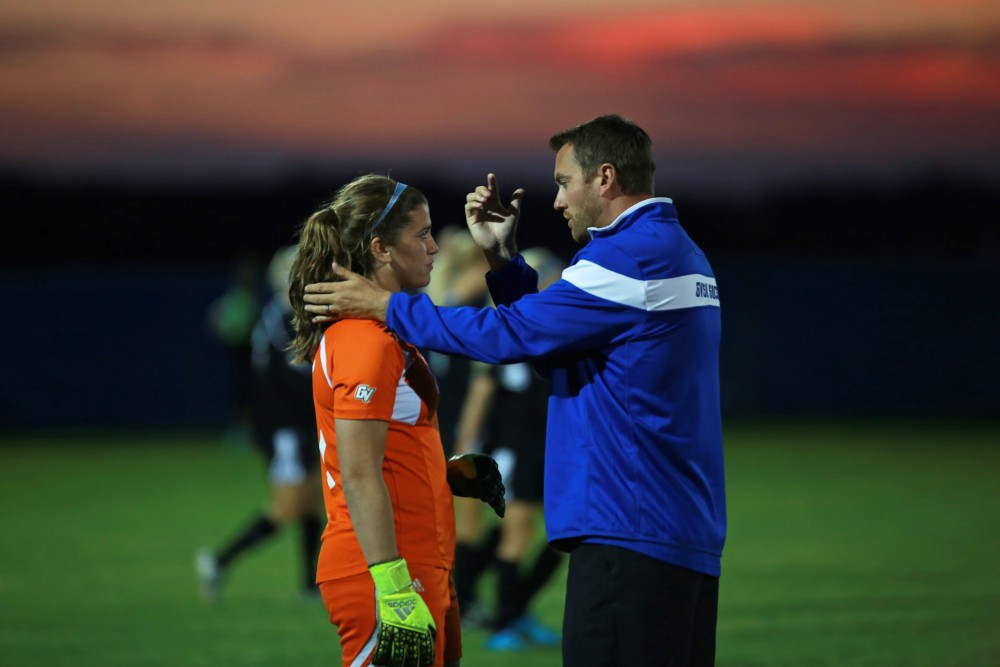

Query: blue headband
left=370, top=181, right=408, bottom=234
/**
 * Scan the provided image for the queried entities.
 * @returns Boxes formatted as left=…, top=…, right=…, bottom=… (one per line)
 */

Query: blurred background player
left=204, top=252, right=262, bottom=447
left=197, top=245, right=325, bottom=602
left=451, top=247, right=566, bottom=651
left=423, top=228, right=499, bottom=627
left=422, top=226, right=491, bottom=458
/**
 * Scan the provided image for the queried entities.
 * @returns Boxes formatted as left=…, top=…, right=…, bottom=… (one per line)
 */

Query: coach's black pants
left=563, top=543, right=719, bottom=667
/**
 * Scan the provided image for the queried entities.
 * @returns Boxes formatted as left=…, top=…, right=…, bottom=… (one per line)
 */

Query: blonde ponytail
left=288, top=208, right=344, bottom=364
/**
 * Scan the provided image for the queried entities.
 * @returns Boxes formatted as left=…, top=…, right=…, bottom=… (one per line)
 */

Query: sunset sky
left=2, top=0, right=998, bottom=189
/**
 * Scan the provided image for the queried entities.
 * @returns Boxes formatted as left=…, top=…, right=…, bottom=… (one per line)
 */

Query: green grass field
left=2, top=420, right=998, bottom=666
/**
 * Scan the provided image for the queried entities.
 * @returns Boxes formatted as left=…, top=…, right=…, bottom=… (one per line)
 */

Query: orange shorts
left=319, top=565, right=462, bottom=667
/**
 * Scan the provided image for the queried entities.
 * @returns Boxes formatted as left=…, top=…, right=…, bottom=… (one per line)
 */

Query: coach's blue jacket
left=387, top=198, right=726, bottom=576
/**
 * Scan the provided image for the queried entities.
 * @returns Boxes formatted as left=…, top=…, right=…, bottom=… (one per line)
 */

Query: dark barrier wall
left=1, top=258, right=997, bottom=430
left=0, top=265, right=232, bottom=430
left=714, top=257, right=1000, bottom=417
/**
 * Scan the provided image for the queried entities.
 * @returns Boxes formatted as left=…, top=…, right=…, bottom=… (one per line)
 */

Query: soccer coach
left=304, top=114, right=726, bottom=667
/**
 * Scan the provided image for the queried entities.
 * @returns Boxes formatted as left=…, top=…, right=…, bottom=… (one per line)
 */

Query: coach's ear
left=596, top=162, right=621, bottom=198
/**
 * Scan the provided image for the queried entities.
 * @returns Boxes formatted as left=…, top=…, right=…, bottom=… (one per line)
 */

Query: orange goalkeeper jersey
left=312, top=319, right=455, bottom=583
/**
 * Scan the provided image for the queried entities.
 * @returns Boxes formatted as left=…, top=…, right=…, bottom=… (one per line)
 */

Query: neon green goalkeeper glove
left=369, top=557, right=436, bottom=667
left=446, top=453, right=506, bottom=518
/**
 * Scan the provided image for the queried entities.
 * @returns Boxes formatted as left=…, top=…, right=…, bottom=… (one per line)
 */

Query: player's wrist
left=369, top=557, right=411, bottom=595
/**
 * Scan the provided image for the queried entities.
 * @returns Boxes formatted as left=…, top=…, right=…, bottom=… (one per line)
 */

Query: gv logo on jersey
left=354, top=384, right=376, bottom=403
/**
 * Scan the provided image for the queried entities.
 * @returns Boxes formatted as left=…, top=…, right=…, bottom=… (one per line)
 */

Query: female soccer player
left=287, top=175, right=504, bottom=667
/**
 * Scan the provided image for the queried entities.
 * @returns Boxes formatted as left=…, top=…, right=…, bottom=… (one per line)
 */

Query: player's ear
left=369, top=236, right=392, bottom=264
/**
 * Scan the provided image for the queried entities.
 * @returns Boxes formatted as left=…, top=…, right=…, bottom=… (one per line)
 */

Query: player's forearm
left=341, top=475, right=398, bottom=565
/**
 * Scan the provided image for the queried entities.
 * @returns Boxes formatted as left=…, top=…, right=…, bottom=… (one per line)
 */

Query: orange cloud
left=0, top=8, right=997, bottom=181
left=428, top=7, right=843, bottom=67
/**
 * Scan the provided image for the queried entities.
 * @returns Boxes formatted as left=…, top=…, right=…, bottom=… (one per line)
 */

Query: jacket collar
left=588, top=197, right=675, bottom=239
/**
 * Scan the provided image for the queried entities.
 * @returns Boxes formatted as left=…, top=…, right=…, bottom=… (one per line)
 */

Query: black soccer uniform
left=250, top=297, right=317, bottom=480
left=481, top=362, right=548, bottom=503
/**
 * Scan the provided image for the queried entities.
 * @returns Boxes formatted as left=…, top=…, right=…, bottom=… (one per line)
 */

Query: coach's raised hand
left=465, top=173, right=523, bottom=272
left=304, top=262, right=391, bottom=323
